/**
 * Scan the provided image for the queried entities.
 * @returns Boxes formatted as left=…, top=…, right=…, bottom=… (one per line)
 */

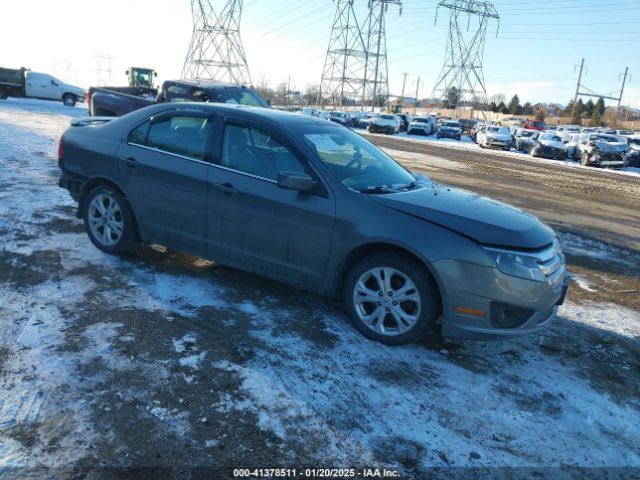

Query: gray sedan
left=58, top=103, right=569, bottom=345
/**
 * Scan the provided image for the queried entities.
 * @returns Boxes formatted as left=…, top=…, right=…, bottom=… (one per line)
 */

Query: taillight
left=57, top=137, right=63, bottom=163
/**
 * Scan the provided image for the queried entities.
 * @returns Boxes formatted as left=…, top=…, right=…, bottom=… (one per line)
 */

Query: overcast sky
left=2, top=0, right=639, bottom=107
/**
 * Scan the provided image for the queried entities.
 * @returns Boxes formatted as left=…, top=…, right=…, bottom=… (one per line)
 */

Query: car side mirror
left=266, top=99, right=272, bottom=107
left=277, top=171, right=316, bottom=192
left=51, top=80, right=58, bottom=86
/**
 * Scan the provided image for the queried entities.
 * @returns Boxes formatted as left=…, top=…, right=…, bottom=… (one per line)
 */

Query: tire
left=408, top=129, right=414, bottom=135
left=343, top=253, right=439, bottom=345
left=457, top=136, right=461, bottom=141
left=581, top=152, right=590, bottom=166
left=0, top=89, right=7, bottom=100
left=82, top=185, right=138, bottom=254
left=62, top=94, right=76, bottom=107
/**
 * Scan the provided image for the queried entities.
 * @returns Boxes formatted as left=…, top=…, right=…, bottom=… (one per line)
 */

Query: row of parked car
left=301, top=109, right=638, bottom=169
left=470, top=122, right=640, bottom=169
left=302, top=108, right=472, bottom=140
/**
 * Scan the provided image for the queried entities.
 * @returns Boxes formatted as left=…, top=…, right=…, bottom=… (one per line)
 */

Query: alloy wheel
left=88, top=194, right=124, bottom=247
left=352, top=267, right=421, bottom=336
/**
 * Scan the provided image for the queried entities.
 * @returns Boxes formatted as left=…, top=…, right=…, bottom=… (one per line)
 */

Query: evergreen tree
left=564, top=100, right=575, bottom=116
left=497, top=101, right=508, bottom=114
left=522, top=102, right=534, bottom=115
left=508, top=94, right=521, bottom=115
left=594, top=97, right=605, bottom=116
left=590, top=111, right=602, bottom=127
left=584, top=99, right=595, bottom=118
left=571, top=99, right=584, bottom=125
left=489, top=101, right=498, bottom=112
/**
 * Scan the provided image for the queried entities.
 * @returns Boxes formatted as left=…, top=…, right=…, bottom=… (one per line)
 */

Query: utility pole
left=413, top=76, right=421, bottom=115
left=573, top=58, right=585, bottom=105
left=400, top=72, right=408, bottom=103
left=618, top=67, right=629, bottom=108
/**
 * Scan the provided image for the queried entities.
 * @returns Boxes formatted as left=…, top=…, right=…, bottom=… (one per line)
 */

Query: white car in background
left=368, top=114, right=401, bottom=135
left=479, top=125, right=513, bottom=150
left=563, top=133, right=583, bottom=160
left=407, top=117, right=434, bottom=136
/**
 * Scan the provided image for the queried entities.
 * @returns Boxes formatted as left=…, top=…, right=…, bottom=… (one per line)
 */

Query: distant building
left=533, top=102, right=564, bottom=117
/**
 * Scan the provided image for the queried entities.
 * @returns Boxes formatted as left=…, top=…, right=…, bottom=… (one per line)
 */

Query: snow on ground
left=0, top=98, right=639, bottom=473
left=363, top=130, right=640, bottom=178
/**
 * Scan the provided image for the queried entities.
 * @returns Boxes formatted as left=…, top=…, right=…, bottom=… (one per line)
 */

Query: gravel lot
left=0, top=99, right=639, bottom=479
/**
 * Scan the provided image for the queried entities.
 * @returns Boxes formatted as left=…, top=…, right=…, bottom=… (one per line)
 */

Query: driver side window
left=221, top=124, right=306, bottom=181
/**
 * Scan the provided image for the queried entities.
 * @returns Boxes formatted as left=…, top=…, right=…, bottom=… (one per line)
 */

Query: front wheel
left=62, top=94, right=76, bottom=107
left=0, top=89, right=7, bottom=100
left=581, top=152, right=590, bottom=166
left=83, top=185, right=138, bottom=254
left=343, top=253, right=439, bottom=345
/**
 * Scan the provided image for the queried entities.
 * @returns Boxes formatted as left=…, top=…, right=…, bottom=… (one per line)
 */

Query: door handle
left=119, top=157, right=138, bottom=168
left=211, top=182, right=238, bottom=195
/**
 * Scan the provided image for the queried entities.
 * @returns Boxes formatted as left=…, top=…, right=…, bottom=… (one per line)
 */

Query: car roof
left=137, top=102, right=340, bottom=128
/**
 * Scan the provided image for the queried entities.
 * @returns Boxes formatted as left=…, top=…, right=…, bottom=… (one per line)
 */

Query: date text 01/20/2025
left=232, top=468, right=401, bottom=478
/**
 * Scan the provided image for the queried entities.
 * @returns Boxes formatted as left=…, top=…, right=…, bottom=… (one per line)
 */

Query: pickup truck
left=88, top=79, right=268, bottom=117
left=0, top=66, right=85, bottom=106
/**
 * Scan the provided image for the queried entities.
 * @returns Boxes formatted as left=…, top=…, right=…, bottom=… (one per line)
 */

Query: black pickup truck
left=88, top=79, right=268, bottom=116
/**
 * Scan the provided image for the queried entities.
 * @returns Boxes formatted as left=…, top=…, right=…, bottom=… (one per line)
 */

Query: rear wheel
left=343, top=253, right=439, bottom=345
left=62, top=94, right=76, bottom=107
left=0, top=89, right=7, bottom=100
left=83, top=185, right=138, bottom=254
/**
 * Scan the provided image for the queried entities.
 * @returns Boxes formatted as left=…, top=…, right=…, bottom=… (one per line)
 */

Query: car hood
left=373, top=120, right=396, bottom=126
left=539, top=139, right=566, bottom=149
left=374, top=185, right=554, bottom=249
left=595, top=140, right=627, bottom=153
left=486, top=133, right=511, bottom=141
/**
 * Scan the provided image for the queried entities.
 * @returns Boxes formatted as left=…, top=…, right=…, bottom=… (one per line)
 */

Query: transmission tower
left=318, top=0, right=401, bottom=110
left=430, top=0, right=499, bottom=112
left=182, top=0, right=252, bottom=85
left=93, top=54, right=114, bottom=86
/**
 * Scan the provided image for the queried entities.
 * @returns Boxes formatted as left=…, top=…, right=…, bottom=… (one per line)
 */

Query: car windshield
left=540, top=134, right=562, bottom=142
left=521, top=130, right=535, bottom=137
left=301, top=126, right=421, bottom=193
left=443, top=122, right=460, bottom=128
left=532, top=121, right=546, bottom=128
left=380, top=115, right=395, bottom=120
left=414, top=118, right=429, bottom=123
left=205, top=88, right=268, bottom=107
left=488, top=126, right=508, bottom=134
left=596, top=135, right=620, bottom=143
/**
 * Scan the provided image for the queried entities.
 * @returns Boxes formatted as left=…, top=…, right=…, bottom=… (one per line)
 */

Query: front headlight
left=484, top=248, right=546, bottom=282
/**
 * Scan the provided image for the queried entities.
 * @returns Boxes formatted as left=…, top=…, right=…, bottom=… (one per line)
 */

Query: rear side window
left=129, top=116, right=212, bottom=160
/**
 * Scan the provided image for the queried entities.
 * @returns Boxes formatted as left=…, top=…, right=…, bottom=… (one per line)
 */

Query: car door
left=25, top=73, right=49, bottom=98
left=116, top=110, right=215, bottom=256
left=205, top=117, right=336, bottom=289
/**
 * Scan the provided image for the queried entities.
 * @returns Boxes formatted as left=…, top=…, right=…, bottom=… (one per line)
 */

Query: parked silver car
left=58, top=103, right=569, bottom=345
